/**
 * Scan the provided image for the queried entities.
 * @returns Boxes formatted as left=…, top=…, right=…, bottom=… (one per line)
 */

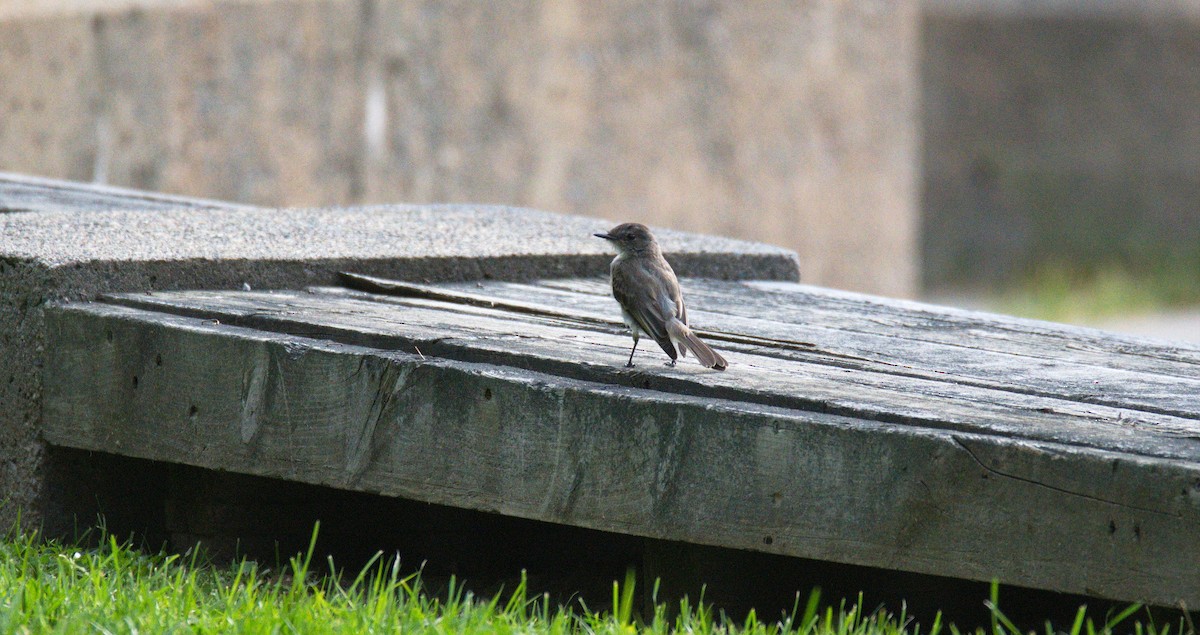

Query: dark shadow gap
left=41, top=447, right=1196, bottom=631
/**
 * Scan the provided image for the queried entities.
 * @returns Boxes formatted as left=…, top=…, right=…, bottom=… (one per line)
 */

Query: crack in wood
left=237, top=345, right=269, bottom=444
left=952, top=436, right=1183, bottom=519
left=346, top=358, right=412, bottom=482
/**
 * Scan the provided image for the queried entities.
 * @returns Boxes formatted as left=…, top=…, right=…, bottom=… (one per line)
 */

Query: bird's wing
left=611, top=261, right=678, bottom=357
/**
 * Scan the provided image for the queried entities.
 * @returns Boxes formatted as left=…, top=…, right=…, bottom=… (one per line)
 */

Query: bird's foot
left=625, top=362, right=636, bottom=368
left=665, top=360, right=677, bottom=368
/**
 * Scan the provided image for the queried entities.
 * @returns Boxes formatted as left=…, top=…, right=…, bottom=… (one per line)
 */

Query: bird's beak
left=594, top=232, right=613, bottom=240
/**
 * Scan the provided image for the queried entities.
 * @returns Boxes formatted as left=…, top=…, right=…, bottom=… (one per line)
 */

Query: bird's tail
left=667, top=319, right=728, bottom=370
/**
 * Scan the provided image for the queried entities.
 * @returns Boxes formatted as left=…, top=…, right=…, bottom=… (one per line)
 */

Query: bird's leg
left=625, top=337, right=639, bottom=368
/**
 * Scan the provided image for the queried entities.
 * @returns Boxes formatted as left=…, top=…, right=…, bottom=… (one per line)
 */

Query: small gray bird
left=594, top=223, right=728, bottom=370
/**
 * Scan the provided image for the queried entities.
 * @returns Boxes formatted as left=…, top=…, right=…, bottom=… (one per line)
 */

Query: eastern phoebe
left=594, top=223, right=728, bottom=370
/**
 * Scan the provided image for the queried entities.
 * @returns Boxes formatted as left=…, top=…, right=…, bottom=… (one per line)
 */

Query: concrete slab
left=0, top=204, right=798, bottom=278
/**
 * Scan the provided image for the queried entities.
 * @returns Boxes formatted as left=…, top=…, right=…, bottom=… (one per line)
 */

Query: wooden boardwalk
left=42, top=274, right=1200, bottom=608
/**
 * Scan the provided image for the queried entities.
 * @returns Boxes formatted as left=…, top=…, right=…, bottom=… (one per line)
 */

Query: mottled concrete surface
left=0, top=0, right=919, bottom=296
left=0, top=205, right=798, bottom=273
left=921, top=4, right=1200, bottom=287
left=0, top=173, right=798, bottom=532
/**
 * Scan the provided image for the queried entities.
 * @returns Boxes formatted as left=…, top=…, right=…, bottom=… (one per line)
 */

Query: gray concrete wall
left=921, top=3, right=1200, bottom=287
left=0, top=0, right=920, bottom=297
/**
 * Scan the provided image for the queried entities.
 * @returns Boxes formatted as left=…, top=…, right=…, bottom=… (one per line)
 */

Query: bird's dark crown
left=595, top=223, right=657, bottom=251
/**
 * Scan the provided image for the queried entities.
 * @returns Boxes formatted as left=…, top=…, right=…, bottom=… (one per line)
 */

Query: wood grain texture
left=100, top=287, right=1200, bottom=460
left=42, top=278, right=1200, bottom=608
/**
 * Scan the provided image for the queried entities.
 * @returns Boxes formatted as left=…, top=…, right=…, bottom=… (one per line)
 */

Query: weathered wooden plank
left=41, top=302, right=1200, bottom=607
left=0, top=171, right=249, bottom=213
left=378, top=276, right=1200, bottom=418
left=101, top=289, right=1200, bottom=462
left=537, top=277, right=1200, bottom=372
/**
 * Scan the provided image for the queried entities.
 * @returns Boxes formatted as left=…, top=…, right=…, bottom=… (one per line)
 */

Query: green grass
left=991, top=254, right=1200, bottom=323
left=0, top=522, right=1192, bottom=635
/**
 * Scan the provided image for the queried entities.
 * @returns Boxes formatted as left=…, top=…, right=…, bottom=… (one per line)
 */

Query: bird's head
left=594, top=223, right=658, bottom=255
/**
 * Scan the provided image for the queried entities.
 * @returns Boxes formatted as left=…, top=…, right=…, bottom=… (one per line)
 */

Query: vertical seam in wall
left=349, top=0, right=378, bottom=203
left=89, top=13, right=114, bottom=185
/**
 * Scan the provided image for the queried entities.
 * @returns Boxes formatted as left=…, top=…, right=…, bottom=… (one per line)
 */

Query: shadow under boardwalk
left=40, top=274, right=1200, bottom=612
